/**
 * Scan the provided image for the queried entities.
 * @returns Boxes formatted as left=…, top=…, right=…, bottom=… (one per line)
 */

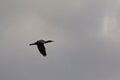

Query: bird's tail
left=29, top=44, right=34, bottom=46
left=29, top=42, right=37, bottom=46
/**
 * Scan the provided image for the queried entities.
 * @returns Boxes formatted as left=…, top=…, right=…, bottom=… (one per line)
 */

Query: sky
left=1, top=0, right=120, bottom=80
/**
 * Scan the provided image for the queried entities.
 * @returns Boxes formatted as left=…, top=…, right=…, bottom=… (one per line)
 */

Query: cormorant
left=29, top=40, right=53, bottom=56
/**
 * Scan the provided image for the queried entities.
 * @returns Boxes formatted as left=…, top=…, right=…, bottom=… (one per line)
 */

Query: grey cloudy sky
left=1, top=0, right=120, bottom=80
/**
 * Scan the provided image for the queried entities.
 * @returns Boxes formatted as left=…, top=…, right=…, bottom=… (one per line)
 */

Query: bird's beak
left=49, top=40, right=54, bottom=42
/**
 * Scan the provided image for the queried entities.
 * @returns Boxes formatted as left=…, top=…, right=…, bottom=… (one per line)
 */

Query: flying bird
left=29, top=40, right=54, bottom=56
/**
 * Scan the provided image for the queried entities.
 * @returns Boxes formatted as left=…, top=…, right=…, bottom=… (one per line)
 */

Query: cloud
left=98, top=0, right=120, bottom=43
left=1, top=0, right=120, bottom=80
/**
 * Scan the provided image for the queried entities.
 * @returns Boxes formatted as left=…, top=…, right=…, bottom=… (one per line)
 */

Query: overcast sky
left=1, top=0, right=120, bottom=80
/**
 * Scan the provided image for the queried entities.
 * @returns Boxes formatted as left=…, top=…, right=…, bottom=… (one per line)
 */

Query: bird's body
left=29, top=40, right=53, bottom=56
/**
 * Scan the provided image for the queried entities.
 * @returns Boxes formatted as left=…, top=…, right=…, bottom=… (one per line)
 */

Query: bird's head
left=45, top=40, right=54, bottom=43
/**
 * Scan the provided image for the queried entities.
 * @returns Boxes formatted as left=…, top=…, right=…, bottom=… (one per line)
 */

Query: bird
left=29, top=40, right=54, bottom=56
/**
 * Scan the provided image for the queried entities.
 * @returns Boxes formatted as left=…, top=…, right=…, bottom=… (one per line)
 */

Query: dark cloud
left=0, top=0, right=120, bottom=80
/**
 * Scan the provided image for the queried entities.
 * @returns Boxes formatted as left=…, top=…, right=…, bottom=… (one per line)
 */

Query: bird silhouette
left=29, top=40, right=54, bottom=56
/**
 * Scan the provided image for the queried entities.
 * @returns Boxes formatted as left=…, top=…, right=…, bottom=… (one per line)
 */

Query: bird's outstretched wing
left=37, top=43, right=46, bottom=56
